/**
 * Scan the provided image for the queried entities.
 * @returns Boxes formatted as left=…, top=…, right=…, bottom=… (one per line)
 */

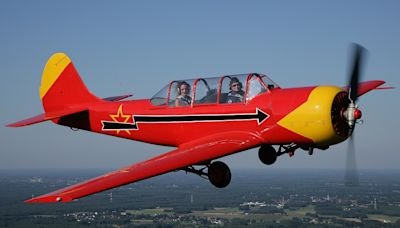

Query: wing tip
left=6, top=121, right=32, bottom=127
left=6, top=123, right=20, bottom=127
left=25, top=195, right=73, bottom=203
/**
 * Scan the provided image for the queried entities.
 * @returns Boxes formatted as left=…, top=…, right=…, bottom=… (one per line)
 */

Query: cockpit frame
left=150, top=73, right=279, bottom=107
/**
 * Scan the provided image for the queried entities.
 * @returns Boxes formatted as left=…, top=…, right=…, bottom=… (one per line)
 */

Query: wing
left=343, top=80, right=387, bottom=97
left=26, top=131, right=262, bottom=203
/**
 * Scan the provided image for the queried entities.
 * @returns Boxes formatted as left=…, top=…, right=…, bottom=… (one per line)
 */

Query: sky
left=0, top=1, right=399, bottom=172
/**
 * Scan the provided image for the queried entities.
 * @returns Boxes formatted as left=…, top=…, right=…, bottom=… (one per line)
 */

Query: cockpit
left=150, top=73, right=279, bottom=107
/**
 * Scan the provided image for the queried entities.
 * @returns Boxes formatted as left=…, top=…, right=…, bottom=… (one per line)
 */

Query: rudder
left=40, top=53, right=100, bottom=113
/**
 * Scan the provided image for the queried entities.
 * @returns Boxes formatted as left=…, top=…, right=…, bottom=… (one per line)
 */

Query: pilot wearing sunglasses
left=227, top=77, right=244, bottom=103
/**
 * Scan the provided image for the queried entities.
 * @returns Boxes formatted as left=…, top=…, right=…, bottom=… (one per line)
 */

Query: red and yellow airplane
left=7, top=44, right=389, bottom=203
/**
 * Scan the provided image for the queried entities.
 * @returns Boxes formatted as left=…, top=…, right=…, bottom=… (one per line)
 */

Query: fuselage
left=57, top=85, right=348, bottom=148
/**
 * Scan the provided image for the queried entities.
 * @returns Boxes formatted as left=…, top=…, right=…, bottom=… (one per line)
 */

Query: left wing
left=26, top=131, right=262, bottom=203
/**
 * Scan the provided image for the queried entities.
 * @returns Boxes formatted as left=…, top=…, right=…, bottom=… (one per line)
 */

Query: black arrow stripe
left=135, top=114, right=258, bottom=122
left=102, top=109, right=268, bottom=131
left=102, top=122, right=138, bottom=130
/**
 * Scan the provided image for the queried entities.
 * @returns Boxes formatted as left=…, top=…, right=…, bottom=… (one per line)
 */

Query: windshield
left=150, top=84, right=169, bottom=106
left=260, top=74, right=279, bottom=89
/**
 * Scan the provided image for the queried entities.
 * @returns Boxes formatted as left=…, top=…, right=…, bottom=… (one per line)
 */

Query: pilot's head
left=177, top=81, right=191, bottom=96
left=230, top=77, right=243, bottom=92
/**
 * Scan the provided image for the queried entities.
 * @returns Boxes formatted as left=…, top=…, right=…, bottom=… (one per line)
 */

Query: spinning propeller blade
left=345, top=134, right=359, bottom=186
left=348, top=43, right=366, bottom=103
left=344, top=43, right=367, bottom=186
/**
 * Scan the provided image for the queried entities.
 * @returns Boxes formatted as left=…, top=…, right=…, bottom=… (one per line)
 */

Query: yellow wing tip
left=39, top=53, right=72, bottom=99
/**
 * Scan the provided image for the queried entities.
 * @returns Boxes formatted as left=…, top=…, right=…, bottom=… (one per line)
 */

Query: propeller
left=345, top=132, right=359, bottom=186
left=343, top=43, right=366, bottom=134
left=348, top=44, right=364, bottom=103
left=344, top=43, right=367, bottom=187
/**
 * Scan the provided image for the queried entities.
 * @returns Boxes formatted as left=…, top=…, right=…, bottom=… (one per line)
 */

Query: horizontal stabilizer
left=6, top=106, right=87, bottom=127
left=103, top=94, right=133, bottom=101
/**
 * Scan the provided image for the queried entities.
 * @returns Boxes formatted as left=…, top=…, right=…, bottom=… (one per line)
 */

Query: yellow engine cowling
left=277, top=86, right=350, bottom=147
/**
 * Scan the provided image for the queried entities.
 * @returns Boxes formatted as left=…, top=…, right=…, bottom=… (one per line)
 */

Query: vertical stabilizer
left=40, top=53, right=100, bottom=113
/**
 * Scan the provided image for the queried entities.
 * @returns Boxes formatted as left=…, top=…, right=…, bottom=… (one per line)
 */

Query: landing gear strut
left=181, top=161, right=231, bottom=188
left=258, top=144, right=302, bottom=164
left=277, top=144, right=299, bottom=157
left=277, top=144, right=323, bottom=157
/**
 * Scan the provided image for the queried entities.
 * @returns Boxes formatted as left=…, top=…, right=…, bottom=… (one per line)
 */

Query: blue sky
left=0, top=1, right=399, bottom=171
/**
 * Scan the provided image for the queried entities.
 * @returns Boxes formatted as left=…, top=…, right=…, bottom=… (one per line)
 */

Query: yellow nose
left=277, top=86, right=347, bottom=147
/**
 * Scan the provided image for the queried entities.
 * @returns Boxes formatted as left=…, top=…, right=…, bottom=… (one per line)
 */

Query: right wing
left=25, top=131, right=262, bottom=203
left=343, top=80, right=388, bottom=97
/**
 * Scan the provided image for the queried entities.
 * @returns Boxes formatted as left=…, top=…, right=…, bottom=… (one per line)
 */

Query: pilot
left=175, top=81, right=192, bottom=107
left=226, top=77, right=244, bottom=103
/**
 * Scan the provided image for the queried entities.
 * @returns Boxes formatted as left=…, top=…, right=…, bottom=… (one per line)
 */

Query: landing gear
left=208, top=161, right=231, bottom=188
left=308, top=147, right=314, bottom=155
left=258, top=144, right=300, bottom=164
left=277, top=144, right=328, bottom=157
left=258, top=144, right=277, bottom=165
left=277, top=144, right=299, bottom=157
left=181, top=161, right=231, bottom=188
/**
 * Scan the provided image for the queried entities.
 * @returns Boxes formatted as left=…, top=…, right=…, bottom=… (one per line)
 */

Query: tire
left=258, top=144, right=277, bottom=165
left=208, top=161, right=231, bottom=188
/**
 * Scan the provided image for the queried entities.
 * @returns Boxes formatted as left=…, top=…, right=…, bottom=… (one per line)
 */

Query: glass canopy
left=150, top=73, right=279, bottom=107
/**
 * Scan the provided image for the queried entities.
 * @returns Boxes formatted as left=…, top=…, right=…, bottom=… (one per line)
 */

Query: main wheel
left=258, top=144, right=277, bottom=165
left=208, top=161, right=231, bottom=188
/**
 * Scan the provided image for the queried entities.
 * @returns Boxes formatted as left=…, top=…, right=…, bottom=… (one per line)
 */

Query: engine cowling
left=277, top=86, right=351, bottom=147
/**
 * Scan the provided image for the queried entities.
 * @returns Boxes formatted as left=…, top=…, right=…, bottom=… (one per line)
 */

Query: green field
left=126, top=208, right=174, bottom=216
left=284, top=205, right=315, bottom=219
left=125, top=206, right=400, bottom=225
left=191, top=205, right=317, bottom=222
left=191, top=207, right=243, bottom=219
left=131, top=219, right=154, bottom=224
